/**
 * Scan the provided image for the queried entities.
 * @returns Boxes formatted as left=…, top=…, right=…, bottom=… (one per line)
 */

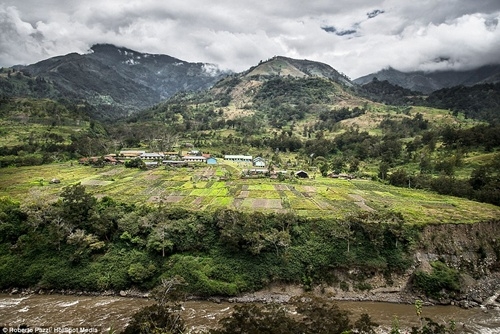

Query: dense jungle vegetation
left=0, top=184, right=421, bottom=296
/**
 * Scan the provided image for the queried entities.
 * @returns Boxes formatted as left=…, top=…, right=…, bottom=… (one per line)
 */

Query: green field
left=1, top=162, right=498, bottom=225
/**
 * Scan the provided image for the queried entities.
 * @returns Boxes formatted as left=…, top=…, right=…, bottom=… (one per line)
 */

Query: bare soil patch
left=100, top=169, right=122, bottom=176
left=192, top=197, right=203, bottom=206
left=249, top=199, right=283, bottom=209
left=349, top=194, right=375, bottom=212
left=302, top=186, right=316, bottom=192
left=164, top=195, right=184, bottom=203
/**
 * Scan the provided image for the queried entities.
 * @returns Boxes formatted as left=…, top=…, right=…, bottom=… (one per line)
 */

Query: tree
left=410, top=299, right=456, bottom=334
left=127, top=263, right=156, bottom=284
left=419, top=151, right=432, bottom=174
left=211, top=303, right=300, bottom=334
left=123, top=277, right=188, bottom=334
left=378, top=161, right=389, bottom=180
left=122, top=304, right=185, bottom=334
left=66, top=228, right=105, bottom=261
left=147, top=222, right=174, bottom=257
left=348, top=157, right=360, bottom=173
left=263, top=228, right=291, bottom=256
left=319, top=161, right=329, bottom=177
left=292, top=295, right=352, bottom=334
left=354, top=313, right=379, bottom=334
left=125, top=158, right=146, bottom=169
left=48, top=215, right=72, bottom=251
left=0, top=196, right=28, bottom=244
left=333, top=219, right=355, bottom=253
left=331, top=156, right=345, bottom=174
left=151, top=276, right=188, bottom=306
left=59, top=183, right=97, bottom=230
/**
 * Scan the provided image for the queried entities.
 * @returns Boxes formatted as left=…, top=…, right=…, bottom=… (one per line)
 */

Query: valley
left=1, top=45, right=500, bottom=332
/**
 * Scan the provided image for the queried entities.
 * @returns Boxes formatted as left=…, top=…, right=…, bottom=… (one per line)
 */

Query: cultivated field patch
left=248, top=184, right=276, bottom=191
left=80, top=179, right=113, bottom=186
left=157, top=195, right=182, bottom=203
left=247, top=190, right=281, bottom=199
left=241, top=198, right=283, bottom=210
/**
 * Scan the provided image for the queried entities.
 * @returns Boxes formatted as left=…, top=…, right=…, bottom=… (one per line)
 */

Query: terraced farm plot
left=241, top=198, right=283, bottom=210
left=288, top=197, right=320, bottom=210
left=190, top=187, right=229, bottom=197
left=1, top=163, right=500, bottom=224
left=247, top=190, right=281, bottom=199
left=209, top=197, right=234, bottom=207
left=247, top=184, right=276, bottom=191
left=163, top=195, right=184, bottom=203
left=80, top=180, right=113, bottom=186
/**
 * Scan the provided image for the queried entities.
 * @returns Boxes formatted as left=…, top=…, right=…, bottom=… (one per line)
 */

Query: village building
left=79, top=155, right=122, bottom=165
left=144, top=161, right=159, bottom=168
left=295, top=170, right=309, bottom=178
left=140, top=152, right=164, bottom=160
left=242, top=168, right=269, bottom=178
left=182, top=156, right=207, bottom=163
left=163, top=151, right=180, bottom=159
left=119, top=150, right=145, bottom=158
left=188, top=150, right=201, bottom=156
left=253, top=157, right=266, bottom=167
left=206, top=157, right=218, bottom=165
left=224, top=155, right=253, bottom=163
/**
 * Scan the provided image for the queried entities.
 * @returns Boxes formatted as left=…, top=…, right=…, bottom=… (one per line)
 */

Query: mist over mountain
left=354, top=65, right=500, bottom=94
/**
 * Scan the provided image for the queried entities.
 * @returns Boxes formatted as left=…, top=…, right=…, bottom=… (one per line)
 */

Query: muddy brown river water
left=1, top=294, right=499, bottom=333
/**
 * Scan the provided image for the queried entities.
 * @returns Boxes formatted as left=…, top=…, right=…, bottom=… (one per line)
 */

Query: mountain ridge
left=354, top=65, right=500, bottom=93
left=7, top=44, right=228, bottom=119
left=3, top=43, right=500, bottom=120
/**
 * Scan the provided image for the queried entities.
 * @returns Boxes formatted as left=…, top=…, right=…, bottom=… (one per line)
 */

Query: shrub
left=413, top=261, right=460, bottom=298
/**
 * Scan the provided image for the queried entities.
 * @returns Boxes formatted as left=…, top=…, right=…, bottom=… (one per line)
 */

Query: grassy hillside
left=1, top=162, right=498, bottom=225
left=0, top=97, right=113, bottom=167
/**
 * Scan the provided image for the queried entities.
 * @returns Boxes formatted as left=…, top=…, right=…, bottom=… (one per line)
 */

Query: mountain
left=242, top=56, right=353, bottom=85
left=355, top=77, right=423, bottom=106
left=7, top=44, right=228, bottom=119
left=138, top=55, right=366, bottom=132
left=354, top=65, right=500, bottom=94
left=211, top=56, right=356, bottom=104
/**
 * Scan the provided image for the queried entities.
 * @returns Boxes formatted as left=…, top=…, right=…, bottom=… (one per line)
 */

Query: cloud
left=321, top=26, right=358, bottom=36
left=367, top=9, right=385, bottom=19
left=0, top=1, right=499, bottom=79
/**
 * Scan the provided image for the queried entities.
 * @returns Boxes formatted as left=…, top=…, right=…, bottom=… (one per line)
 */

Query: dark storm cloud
left=367, top=10, right=385, bottom=19
left=0, top=0, right=499, bottom=78
left=321, top=26, right=357, bottom=36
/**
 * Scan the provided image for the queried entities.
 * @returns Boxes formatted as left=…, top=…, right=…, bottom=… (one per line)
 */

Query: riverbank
left=226, top=274, right=500, bottom=311
left=5, top=271, right=500, bottom=310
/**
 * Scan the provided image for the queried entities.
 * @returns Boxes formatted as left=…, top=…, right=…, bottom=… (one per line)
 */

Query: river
left=1, top=294, right=499, bottom=333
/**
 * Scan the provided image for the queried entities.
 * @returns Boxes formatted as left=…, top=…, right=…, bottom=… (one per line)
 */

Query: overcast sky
left=1, top=0, right=499, bottom=78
